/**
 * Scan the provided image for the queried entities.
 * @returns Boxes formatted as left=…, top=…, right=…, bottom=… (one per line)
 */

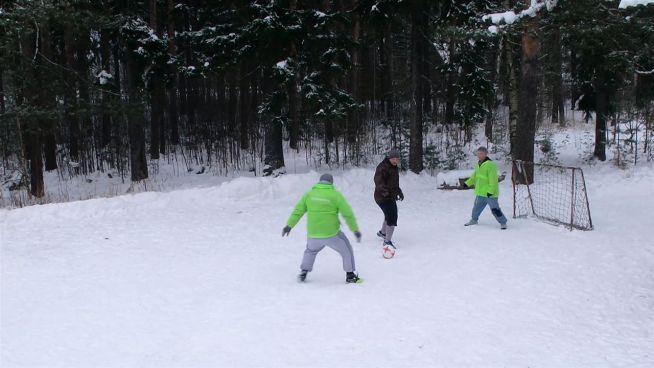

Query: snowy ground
left=2, top=157, right=654, bottom=366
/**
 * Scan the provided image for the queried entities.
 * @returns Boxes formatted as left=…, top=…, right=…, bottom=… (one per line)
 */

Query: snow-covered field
left=2, top=157, right=653, bottom=367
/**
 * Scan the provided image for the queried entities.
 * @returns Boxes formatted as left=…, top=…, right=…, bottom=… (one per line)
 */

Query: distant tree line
left=0, top=0, right=652, bottom=197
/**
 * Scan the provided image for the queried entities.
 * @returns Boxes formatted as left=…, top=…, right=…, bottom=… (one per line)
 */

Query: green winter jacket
left=465, top=158, right=500, bottom=198
left=286, top=183, right=359, bottom=238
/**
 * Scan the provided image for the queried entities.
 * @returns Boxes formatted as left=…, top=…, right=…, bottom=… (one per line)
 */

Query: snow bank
left=2, top=164, right=653, bottom=367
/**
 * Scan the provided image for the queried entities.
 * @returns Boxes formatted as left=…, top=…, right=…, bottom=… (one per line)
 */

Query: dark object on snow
left=346, top=272, right=361, bottom=283
left=438, top=172, right=506, bottom=190
left=107, top=173, right=113, bottom=179
left=86, top=178, right=93, bottom=183
left=263, top=165, right=285, bottom=177
left=196, top=166, right=206, bottom=174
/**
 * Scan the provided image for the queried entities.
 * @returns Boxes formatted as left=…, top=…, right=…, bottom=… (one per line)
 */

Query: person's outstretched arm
left=286, top=193, right=308, bottom=228
left=464, top=168, right=477, bottom=188
left=337, top=192, right=359, bottom=233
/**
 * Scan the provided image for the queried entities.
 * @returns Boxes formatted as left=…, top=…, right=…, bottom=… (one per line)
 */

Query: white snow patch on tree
left=482, top=11, right=518, bottom=25
left=482, top=0, right=558, bottom=28
left=275, top=60, right=288, bottom=70
left=96, top=70, right=113, bottom=85
left=619, top=0, right=654, bottom=8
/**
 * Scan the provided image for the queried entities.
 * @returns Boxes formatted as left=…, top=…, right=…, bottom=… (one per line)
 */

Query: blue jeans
left=471, top=196, right=507, bottom=225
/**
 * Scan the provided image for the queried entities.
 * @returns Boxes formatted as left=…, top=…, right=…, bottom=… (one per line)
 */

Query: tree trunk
left=287, top=79, right=300, bottom=150
left=594, top=81, right=609, bottom=161
left=63, top=25, right=79, bottom=162
left=380, top=23, right=394, bottom=119
left=239, top=62, right=250, bottom=150
left=125, top=48, right=149, bottom=182
left=550, top=27, right=565, bottom=126
left=421, top=28, right=432, bottom=115
left=227, top=71, right=237, bottom=134
left=506, top=36, right=520, bottom=154
left=263, top=69, right=285, bottom=175
left=149, top=0, right=162, bottom=159
left=20, top=30, right=45, bottom=197
left=249, top=63, right=259, bottom=149
left=514, top=5, right=540, bottom=184
left=264, top=119, right=284, bottom=176
left=570, top=49, right=578, bottom=110
left=445, top=38, right=456, bottom=125
left=150, top=86, right=165, bottom=159
left=39, top=22, right=57, bottom=171
left=347, top=0, right=361, bottom=144
left=0, top=67, right=5, bottom=167
left=409, top=3, right=425, bottom=173
left=75, top=28, right=92, bottom=172
left=167, top=0, right=180, bottom=145
left=287, top=0, right=301, bottom=150
left=100, top=31, right=113, bottom=148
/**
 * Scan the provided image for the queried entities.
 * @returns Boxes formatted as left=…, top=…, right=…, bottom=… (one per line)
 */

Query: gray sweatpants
left=300, top=232, right=356, bottom=273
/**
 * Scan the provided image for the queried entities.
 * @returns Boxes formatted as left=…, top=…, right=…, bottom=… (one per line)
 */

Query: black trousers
left=377, top=200, right=398, bottom=226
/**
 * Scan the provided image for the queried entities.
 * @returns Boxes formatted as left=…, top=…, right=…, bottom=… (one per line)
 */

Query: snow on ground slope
left=1, top=165, right=654, bottom=367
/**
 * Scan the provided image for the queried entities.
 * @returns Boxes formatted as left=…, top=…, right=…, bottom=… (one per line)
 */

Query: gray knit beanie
left=319, top=173, right=334, bottom=184
left=387, top=149, right=401, bottom=159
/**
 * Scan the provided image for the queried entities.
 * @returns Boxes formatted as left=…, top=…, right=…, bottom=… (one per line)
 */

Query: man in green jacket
left=464, top=147, right=508, bottom=229
left=282, top=174, right=362, bottom=283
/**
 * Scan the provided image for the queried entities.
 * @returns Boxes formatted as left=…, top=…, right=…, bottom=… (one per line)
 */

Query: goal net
left=512, top=160, right=593, bottom=230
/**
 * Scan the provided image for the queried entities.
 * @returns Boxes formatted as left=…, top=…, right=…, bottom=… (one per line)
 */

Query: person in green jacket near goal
left=464, top=147, right=508, bottom=230
left=282, top=174, right=362, bottom=283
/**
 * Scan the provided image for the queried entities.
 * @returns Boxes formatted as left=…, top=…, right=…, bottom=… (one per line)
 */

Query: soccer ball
left=382, top=244, right=395, bottom=259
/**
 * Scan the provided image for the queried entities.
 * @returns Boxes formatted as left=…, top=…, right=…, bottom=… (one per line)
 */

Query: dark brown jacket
left=374, top=158, right=402, bottom=203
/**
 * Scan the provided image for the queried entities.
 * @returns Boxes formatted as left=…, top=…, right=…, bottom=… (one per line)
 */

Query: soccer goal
left=512, top=160, right=593, bottom=230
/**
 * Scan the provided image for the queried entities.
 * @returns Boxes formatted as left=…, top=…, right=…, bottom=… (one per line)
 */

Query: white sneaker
left=464, top=220, right=478, bottom=226
left=501, top=223, right=507, bottom=230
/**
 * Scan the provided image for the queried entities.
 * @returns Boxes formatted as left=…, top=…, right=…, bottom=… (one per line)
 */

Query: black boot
left=298, top=270, right=308, bottom=282
left=346, top=272, right=360, bottom=283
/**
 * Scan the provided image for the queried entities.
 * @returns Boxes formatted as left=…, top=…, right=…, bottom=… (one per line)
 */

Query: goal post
left=512, top=160, right=593, bottom=230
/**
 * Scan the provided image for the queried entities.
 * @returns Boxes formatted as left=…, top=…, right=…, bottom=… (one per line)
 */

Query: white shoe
left=464, top=219, right=478, bottom=226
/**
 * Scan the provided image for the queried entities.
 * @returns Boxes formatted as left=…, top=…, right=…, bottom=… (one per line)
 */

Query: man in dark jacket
left=374, top=150, right=403, bottom=252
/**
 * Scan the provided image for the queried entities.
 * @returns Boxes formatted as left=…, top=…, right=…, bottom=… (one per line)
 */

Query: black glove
left=282, top=226, right=291, bottom=237
left=354, top=231, right=362, bottom=243
left=487, top=193, right=493, bottom=198
left=397, top=191, right=404, bottom=201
